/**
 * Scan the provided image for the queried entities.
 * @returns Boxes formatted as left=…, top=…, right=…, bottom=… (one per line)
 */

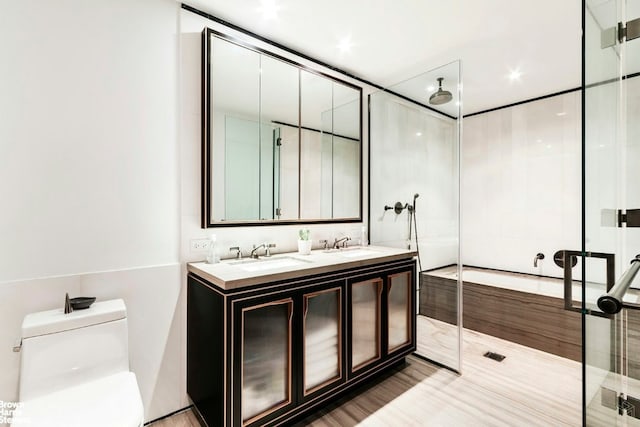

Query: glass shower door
left=369, top=60, right=462, bottom=372
left=584, top=0, right=640, bottom=425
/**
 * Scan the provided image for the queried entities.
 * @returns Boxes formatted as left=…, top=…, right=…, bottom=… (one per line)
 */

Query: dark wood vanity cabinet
left=187, top=258, right=415, bottom=427
left=347, top=268, right=415, bottom=377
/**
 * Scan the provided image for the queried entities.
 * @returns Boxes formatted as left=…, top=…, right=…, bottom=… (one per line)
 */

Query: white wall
left=0, top=0, right=182, bottom=423
left=462, top=91, right=581, bottom=278
left=0, top=3, right=387, bottom=425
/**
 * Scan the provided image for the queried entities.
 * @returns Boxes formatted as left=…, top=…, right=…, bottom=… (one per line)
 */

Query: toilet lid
left=11, top=372, right=143, bottom=427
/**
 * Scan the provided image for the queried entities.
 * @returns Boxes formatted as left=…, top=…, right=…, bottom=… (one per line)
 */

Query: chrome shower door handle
left=598, top=255, right=640, bottom=314
left=560, top=249, right=615, bottom=316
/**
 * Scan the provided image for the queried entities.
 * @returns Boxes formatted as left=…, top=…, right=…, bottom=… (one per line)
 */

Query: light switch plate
left=190, top=238, right=211, bottom=252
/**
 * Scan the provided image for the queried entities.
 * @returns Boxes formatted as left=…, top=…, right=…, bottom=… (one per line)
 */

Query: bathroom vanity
left=187, top=246, right=416, bottom=427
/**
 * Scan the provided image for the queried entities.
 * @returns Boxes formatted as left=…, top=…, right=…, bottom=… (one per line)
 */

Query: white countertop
left=188, top=245, right=417, bottom=290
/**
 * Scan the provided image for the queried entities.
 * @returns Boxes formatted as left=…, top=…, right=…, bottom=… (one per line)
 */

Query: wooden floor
left=150, top=319, right=583, bottom=427
left=147, top=409, right=200, bottom=427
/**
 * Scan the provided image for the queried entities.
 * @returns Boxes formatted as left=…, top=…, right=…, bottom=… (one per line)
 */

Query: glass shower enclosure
left=583, top=0, right=640, bottom=425
left=369, top=61, right=462, bottom=372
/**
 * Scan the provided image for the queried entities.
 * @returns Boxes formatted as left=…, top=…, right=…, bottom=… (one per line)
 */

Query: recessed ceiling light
left=257, top=0, right=280, bottom=20
left=556, top=112, right=567, bottom=116
left=508, top=68, right=522, bottom=82
left=337, top=36, right=353, bottom=53
left=416, top=132, right=422, bottom=137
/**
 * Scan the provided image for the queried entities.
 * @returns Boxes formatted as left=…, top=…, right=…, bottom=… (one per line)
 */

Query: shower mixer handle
left=384, top=202, right=408, bottom=214
left=385, top=197, right=418, bottom=214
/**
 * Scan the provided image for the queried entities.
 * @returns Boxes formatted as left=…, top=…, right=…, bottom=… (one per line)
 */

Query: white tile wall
left=462, top=91, right=582, bottom=278
left=369, top=92, right=459, bottom=270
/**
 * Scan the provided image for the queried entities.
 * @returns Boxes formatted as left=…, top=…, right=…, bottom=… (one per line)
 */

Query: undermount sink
left=228, top=256, right=312, bottom=272
left=333, top=247, right=376, bottom=258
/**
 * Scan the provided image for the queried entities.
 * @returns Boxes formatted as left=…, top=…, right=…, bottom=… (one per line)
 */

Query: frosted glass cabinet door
left=351, top=278, right=382, bottom=371
left=241, top=299, right=293, bottom=425
left=303, top=288, right=342, bottom=394
left=388, top=272, right=412, bottom=352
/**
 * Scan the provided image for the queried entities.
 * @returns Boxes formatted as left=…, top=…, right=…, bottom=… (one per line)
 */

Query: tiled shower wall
left=370, top=89, right=583, bottom=278
left=369, top=91, right=459, bottom=271
left=462, top=91, right=582, bottom=278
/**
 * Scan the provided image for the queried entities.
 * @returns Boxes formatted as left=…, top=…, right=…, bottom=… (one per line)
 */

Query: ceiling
left=185, top=0, right=582, bottom=115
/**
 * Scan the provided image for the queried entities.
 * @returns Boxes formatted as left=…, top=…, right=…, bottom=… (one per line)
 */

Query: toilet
left=11, top=299, right=144, bottom=427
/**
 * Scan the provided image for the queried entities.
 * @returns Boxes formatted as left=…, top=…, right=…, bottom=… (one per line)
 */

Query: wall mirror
left=202, top=28, right=362, bottom=227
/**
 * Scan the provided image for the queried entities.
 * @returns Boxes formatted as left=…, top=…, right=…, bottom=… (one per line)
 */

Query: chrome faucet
left=250, top=243, right=275, bottom=259
left=534, top=252, right=545, bottom=267
left=333, top=236, right=351, bottom=249
left=250, top=243, right=266, bottom=259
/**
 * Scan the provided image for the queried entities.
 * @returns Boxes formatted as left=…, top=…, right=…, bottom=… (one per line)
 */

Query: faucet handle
left=64, top=292, right=73, bottom=314
left=319, top=239, right=328, bottom=250
left=265, top=243, right=276, bottom=257
left=229, top=246, right=242, bottom=259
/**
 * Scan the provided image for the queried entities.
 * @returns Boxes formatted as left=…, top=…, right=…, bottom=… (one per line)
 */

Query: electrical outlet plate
left=191, top=238, right=212, bottom=252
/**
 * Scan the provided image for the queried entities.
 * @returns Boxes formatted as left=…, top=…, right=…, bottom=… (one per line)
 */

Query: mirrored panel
left=261, top=55, right=299, bottom=220
left=202, top=29, right=362, bottom=227
left=211, top=37, right=260, bottom=221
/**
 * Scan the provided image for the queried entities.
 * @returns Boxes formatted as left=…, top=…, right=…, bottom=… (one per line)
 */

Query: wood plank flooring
left=294, top=319, right=581, bottom=426
left=152, top=318, right=583, bottom=426
left=147, top=408, right=200, bottom=427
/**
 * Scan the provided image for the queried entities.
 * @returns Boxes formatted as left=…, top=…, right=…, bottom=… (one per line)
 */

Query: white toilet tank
left=19, top=299, right=130, bottom=401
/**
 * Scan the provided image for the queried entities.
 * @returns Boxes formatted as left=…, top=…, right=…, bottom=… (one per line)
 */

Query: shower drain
left=483, top=351, right=506, bottom=362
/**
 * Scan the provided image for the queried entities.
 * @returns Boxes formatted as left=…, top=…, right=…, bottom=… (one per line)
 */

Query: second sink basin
left=229, top=256, right=312, bottom=272
left=334, top=247, right=376, bottom=258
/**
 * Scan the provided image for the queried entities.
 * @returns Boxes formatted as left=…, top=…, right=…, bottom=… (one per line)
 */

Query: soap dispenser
left=206, top=234, right=220, bottom=264
left=361, top=226, right=368, bottom=247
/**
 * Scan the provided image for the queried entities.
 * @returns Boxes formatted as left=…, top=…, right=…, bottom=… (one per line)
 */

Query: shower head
left=409, top=193, right=419, bottom=213
left=429, top=77, right=452, bottom=105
